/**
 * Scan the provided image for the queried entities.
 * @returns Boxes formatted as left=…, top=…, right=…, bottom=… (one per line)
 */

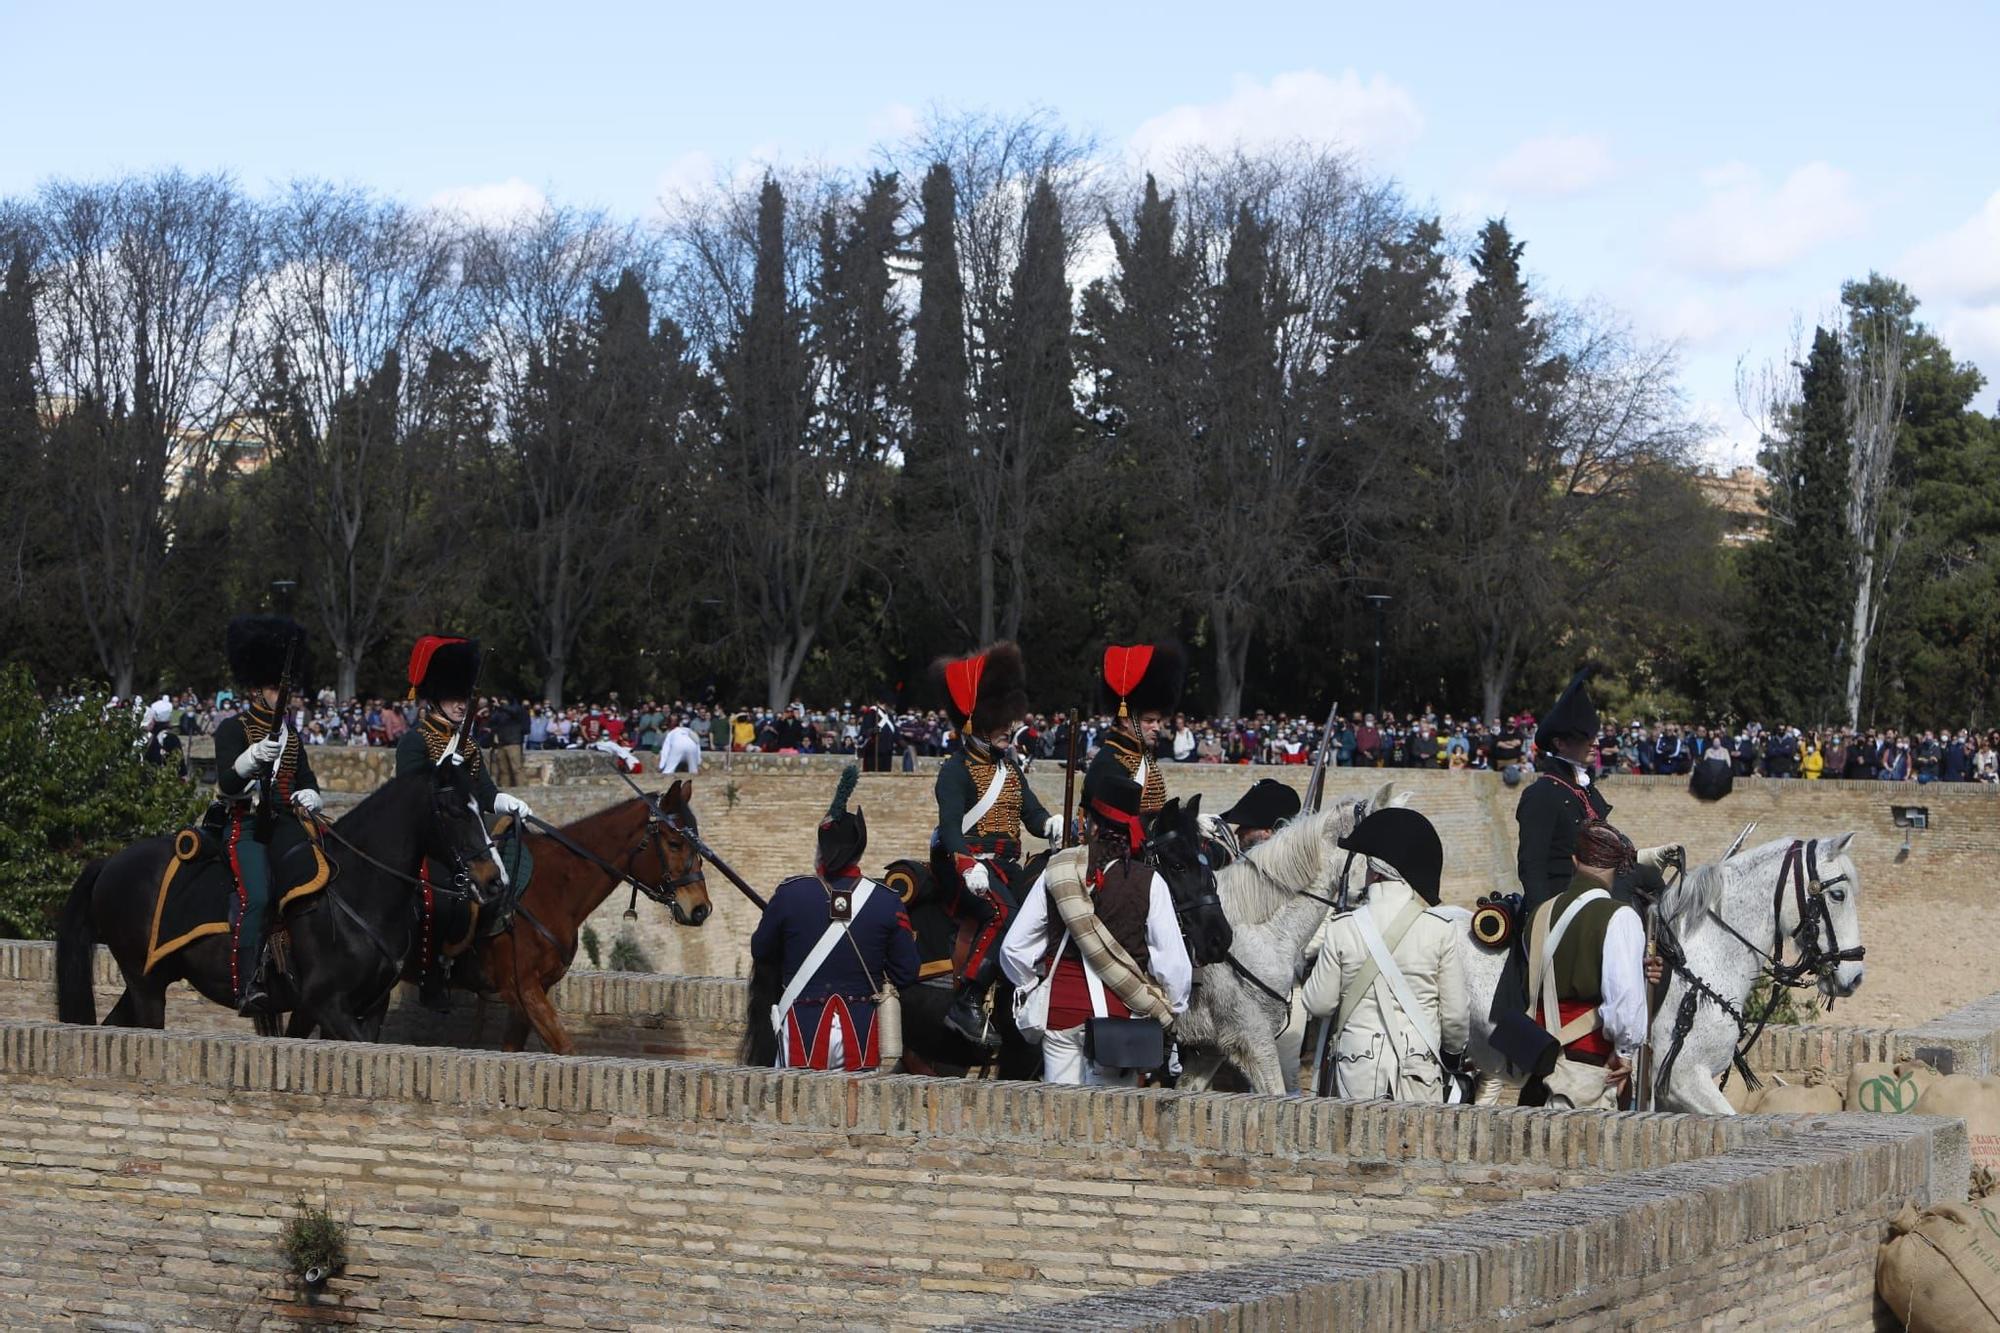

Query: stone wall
left=0, top=1015, right=1963, bottom=1330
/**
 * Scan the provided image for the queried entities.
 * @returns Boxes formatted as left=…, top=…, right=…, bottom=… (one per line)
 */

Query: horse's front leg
left=1176, top=1049, right=1225, bottom=1092
left=1662, top=1058, right=1737, bottom=1115
left=514, top=982, right=573, bottom=1056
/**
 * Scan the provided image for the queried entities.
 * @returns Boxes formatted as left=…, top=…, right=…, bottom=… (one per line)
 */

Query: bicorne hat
left=1218, top=778, right=1302, bottom=832
left=1535, top=666, right=1600, bottom=746
left=1336, top=806, right=1444, bottom=905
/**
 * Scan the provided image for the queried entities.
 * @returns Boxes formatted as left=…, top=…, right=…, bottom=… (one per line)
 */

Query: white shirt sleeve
left=998, top=871, right=1053, bottom=990
left=1598, top=905, right=1650, bottom=1058
left=1145, top=872, right=1194, bottom=1013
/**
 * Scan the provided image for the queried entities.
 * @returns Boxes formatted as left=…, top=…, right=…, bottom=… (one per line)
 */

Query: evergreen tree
left=0, top=243, right=41, bottom=621
left=1735, top=327, right=1854, bottom=723
left=1432, top=220, right=1568, bottom=720
left=905, top=164, right=967, bottom=486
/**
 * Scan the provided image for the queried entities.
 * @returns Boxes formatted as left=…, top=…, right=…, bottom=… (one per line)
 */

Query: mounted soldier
left=212, top=615, right=324, bottom=1016
left=929, top=642, right=1061, bottom=1048
left=750, top=766, right=919, bottom=1071
left=393, top=634, right=534, bottom=1008
left=1089, top=641, right=1183, bottom=819
left=1514, top=666, right=1614, bottom=923
left=1202, top=777, right=1301, bottom=868
left=1520, top=820, right=1652, bottom=1110
left=1302, top=807, right=1467, bottom=1101
left=999, top=767, right=1191, bottom=1087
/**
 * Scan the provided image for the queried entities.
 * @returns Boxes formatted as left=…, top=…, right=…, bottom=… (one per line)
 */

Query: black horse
left=57, top=766, right=495, bottom=1040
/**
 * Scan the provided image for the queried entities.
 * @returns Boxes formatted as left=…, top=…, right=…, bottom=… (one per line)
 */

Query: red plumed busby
left=930, top=641, right=1030, bottom=737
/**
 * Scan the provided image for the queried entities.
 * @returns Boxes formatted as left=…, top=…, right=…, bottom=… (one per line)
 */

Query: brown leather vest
left=1047, top=856, right=1153, bottom=974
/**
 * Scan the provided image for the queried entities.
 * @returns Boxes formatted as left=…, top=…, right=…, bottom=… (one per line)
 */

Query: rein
left=1651, top=839, right=1864, bottom=1101
left=303, top=809, right=439, bottom=891
left=521, top=812, right=698, bottom=905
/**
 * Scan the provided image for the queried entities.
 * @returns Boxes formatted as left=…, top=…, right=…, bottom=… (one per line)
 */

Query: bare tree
left=247, top=182, right=462, bottom=700
left=1841, top=294, right=1909, bottom=729
left=32, top=171, right=258, bottom=695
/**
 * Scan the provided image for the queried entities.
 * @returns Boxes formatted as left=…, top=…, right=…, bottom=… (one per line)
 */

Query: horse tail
left=56, top=859, right=105, bottom=1025
left=741, top=958, right=780, bottom=1068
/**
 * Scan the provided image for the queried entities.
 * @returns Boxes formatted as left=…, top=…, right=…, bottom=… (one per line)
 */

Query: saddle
left=144, top=822, right=330, bottom=975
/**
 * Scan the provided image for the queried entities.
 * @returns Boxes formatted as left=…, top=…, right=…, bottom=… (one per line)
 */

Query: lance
left=1300, top=701, right=1342, bottom=814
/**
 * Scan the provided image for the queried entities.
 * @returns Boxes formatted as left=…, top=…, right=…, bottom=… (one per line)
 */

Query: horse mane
left=1660, top=836, right=1792, bottom=935
left=330, top=768, right=434, bottom=832
left=1216, top=794, right=1375, bottom=925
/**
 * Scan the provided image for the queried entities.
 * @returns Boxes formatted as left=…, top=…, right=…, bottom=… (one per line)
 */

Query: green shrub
left=580, top=923, right=602, bottom=969
left=0, top=665, right=204, bottom=937
left=1747, top=971, right=1813, bottom=1026
left=607, top=928, right=654, bottom=973
left=279, top=1193, right=347, bottom=1281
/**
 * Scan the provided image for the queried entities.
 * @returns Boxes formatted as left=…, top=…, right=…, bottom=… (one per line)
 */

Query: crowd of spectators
left=118, top=690, right=2000, bottom=785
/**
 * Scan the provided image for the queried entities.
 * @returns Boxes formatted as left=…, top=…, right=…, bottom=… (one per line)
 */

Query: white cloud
left=1129, top=69, right=1423, bottom=165
left=426, top=177, right=547, bottom=224
left=1663, top=162, right=1865, bottom=279
left=1486, top=133, right=1614, bottom=197
left=1902, top=189, right=2000, bottom=308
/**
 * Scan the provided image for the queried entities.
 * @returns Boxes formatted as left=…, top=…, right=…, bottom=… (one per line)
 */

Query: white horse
left=1449, top=833, right=1865, bottom=1114
left=1174, top=784, right=1402, bottom=1095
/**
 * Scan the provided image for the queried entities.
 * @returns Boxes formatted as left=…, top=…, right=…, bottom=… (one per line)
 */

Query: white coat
left=1301, top=875, right=1467, bottom=1101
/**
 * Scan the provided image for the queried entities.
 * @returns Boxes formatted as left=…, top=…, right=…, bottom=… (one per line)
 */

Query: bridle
left=1142, top=821, right=1231, bottom=968
left=1652, top=838, right=1864, bottom=1099
left=522, top=800, right=709, bottom=925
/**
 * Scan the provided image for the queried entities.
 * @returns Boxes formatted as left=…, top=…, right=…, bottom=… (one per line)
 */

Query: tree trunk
left=336, top=654, right=359, bottom=706
left=1844, top=548, right=1874, bottom=731
left=1211, top=601, right=1250, bottom=721
left=112, top=656, right=135, bottom=701
left=543, top=659, right=565, bottom=711
left=977, top=543, right=996, bottom=646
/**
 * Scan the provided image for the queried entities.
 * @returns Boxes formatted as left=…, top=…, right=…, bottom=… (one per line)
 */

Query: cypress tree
left=1737, top=327, right=1855, bottom=723
left=905, top=164, right=966, bottom=485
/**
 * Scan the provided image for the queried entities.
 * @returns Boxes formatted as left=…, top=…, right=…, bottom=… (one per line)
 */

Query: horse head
left=424, top=761, right=509, bottom=887
left=1798, top=832, right=1864, bottom=998
left=636, top=781, right=712, bottom=927
left=1145, top=795, right=1233, bottom=966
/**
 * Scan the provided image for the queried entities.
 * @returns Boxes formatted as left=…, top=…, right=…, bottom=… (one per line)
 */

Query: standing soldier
left=1088, top=641, right=1184, bottom=820
left=930, top=642, right=1062, bottom=1047
left=751, top=766, right=919, bottom=1071
left=1302, top=808, right=1467, bottom=1101
left=394, top=635, right=534, bottom=1008
left=1514, top=667, right=1613, bottom=922
left=213, top=616, right=325, bottom=1016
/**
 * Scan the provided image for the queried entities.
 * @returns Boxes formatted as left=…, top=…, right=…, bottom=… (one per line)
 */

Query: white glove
left=493, top=791, right=532, bottom=820
left=233, top=733, right=284, bottom=777
left=1043, top=814, right=1064, bottom=843
left=292, top=788, right=323, bottom=815
left=961, top=860, right=990, bottom=896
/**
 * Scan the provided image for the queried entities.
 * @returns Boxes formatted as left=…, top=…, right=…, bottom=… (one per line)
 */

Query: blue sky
left=6, top=0, right=1998, bottom=462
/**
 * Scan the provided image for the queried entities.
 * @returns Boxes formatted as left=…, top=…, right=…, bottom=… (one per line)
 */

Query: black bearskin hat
left=408, top=635, right=481, bottom=704
left=1535, top=665, right=1600, bottom=746
left=226, top=615, right=308, bottom=691
left=1337, top=806, right=1444, bottom=905
left=930, top=641, right=1030, bottom=737
left=815, top=763, right=868, bottom=876
left=1219, top=778, right=1302, bottom=832
left=1097, top=640, right=1185, bottom=719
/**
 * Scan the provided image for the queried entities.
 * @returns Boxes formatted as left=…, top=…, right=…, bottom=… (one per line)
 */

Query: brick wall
left=0, top=1016, right=1957, bottom=1330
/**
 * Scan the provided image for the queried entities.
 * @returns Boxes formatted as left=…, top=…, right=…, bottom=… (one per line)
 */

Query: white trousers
left=1042, top=1024, right=1139, bottom=1087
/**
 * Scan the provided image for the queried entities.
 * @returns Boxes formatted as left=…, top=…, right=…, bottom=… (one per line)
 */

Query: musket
left=1301, top=701, right=1342, bottom=814
left=1723, top=821, right=1758, bottom=860
left=254, top=630, right=302, bottom=844
left=1060, top=708, right=1080, bottom=848
left=436, top=647, right=487, bottom=772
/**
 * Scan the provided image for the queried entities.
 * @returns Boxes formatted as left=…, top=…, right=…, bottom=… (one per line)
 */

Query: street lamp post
left=270, top=580, right=297, bottom=616
left=1364, top=594, right=1392, bottom=719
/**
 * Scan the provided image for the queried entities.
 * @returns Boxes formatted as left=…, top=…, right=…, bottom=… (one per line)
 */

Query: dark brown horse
left=472, top=783, right=711, bottom=1053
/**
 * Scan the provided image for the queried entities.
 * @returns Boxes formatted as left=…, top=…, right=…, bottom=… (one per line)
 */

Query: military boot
left=944, top=981, right=1001, bottom=1049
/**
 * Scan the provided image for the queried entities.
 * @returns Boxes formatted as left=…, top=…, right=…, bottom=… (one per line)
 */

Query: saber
left=1723, top=822, right=1758, bottom=860
left=604, top=756, right=767, bottom=910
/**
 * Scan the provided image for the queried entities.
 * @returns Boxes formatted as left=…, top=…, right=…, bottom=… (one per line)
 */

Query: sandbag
left=1740, top=1066, right=1843, bottom=1114
left=1724, top=1073, right=1771, bottom=1113
left=1847, top=1059, right=1943, bottom=1114
left=1916, top=1076, right=2000, bottom=1174
left=1877, top=1198, right=2000, bottom=1332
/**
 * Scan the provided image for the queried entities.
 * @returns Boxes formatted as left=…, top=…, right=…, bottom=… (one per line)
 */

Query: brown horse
left=473, top=783, right=711, bottom=1053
